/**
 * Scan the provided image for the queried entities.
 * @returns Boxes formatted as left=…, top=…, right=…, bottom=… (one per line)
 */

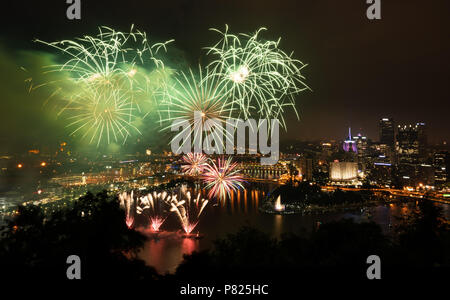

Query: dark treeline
left=0, top=191, right=158, bottom=280
left=173, top=200, right=449, bottom=281
left=0, top=190, right=448, bottom=283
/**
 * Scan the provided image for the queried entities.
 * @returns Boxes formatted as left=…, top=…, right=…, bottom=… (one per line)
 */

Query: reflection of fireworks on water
left=203, top=157, right=245, bottom=200
left=158, top=66, right=233, bottom=152
left=168, top=185, right=209, bottom=234
left=33, top=25, right=173, bottom=146
left=118, top=191, right=135, bottom=228
left=137, top=191, right=171, bottom=232
left=206, top=25, right=310, bottom=127
left=181, top=152, right=208, bottom=176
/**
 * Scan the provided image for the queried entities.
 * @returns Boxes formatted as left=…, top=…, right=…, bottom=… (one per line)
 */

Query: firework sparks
left=35, top=25, right=171, bottom=86
left=206, top=25, right=310, bottom=128
left=59, top=84, right=141, bottom=146
left=33, top=25, right=173, bottom=146
left=181, top=152, right=208, bottom=176
left=119, top=191, right=135, bottom=228
left=149, top=217, right=165, bottom=232
left=158, top=65, right=233, bottom=152
left=202, top=157, right=245, bottom=200
left=137, top=191, right=171, bottom=232
left=168, top=185, right=209, bottom=234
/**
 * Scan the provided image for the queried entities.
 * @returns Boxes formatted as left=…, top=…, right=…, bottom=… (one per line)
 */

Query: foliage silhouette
left=174, top=201, right=449, bottom=281
left=0, top=190, right=158, bottom=280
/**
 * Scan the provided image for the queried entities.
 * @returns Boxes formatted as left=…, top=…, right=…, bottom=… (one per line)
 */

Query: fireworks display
left=30, top=24, right=309, bottom=148
left=137, top=191, right=171, bottom=232
left=34, top=25, right=173, bottom=146
left=158, top=65, right=233, bottom=152
left=206, top=25, right=310, bottom=128
left=58, top=84, right=142, bottom=146
left=168, top=185, right=209, bottom=234
left=119, top=191, right=135, bottom=228
left=181, top=152, right=208, bottom=176
left=202, top=157, right=245, bottom=200
left=118, top=186, right=210, bottom=234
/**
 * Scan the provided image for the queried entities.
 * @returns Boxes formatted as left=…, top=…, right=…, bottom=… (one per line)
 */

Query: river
left=136, top=185, right=450, bottom=274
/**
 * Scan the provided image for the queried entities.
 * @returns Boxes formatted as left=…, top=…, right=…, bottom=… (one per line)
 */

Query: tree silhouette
left=394, top=199, right=449, bottom=267
left=0, top=190, right=158, bottom=280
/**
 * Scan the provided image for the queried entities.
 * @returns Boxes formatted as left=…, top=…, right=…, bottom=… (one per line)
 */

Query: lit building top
left=343, top=127, right=357, bottom=153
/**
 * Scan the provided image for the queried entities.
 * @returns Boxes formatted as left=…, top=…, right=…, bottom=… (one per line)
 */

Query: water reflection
left=274, top=214, right=283, bottom=237
left=181, top=237, right=198, bottom=255
left=137, top=186, right=450, bottom=274
left=138, top=233, right=200, bottom=274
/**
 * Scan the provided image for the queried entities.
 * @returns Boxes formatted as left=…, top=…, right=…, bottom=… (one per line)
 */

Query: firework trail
left=202, top=157, right=245, bottom=200
left=33, top=25, right=173, bottom=146
left=181, top=152, right=208, bottom=176
left=59, top=84, right=141, bottom=146
left=158, top=65, right=233, bottom=153
left=206, top=25, right=310, bottom=128
left=168, top=185, right=209, bottom=234
left=35, top=25, right=171, bottom=83
left=137, top=191, right=171, bottom=232
left=119, top=191, right=135, bottom=228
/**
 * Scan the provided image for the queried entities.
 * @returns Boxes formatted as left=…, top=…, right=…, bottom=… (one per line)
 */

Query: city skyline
left=0, top=0, right=448, bottom=286
left=0, top=116, right=447, bottom=155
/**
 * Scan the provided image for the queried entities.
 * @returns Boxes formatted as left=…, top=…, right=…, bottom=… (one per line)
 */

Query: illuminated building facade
left=239, top=162, right=288, bottom=180
left=371, top=162, right=393, bottom=186
left=343, top=127, right=357, bottom=153
left=396, top=124, right=420, bottom=164
left=353, top=133, right=369, bottom=171
left=293, top=157, right=313, bottom=181
left=330, top=161, right=358, bottom=182
left=434, top=151, right=448, bottom=187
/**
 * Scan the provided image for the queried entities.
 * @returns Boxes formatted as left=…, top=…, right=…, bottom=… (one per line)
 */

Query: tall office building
left=416, top=122, right=427, bottom=160
left=353, top=133, right=369, bottom=171
left=396, top=123, right=427, bottom=164
left=379, top=118, right=395, bottom=148
left=396, top=124, right=420, bottom=164
left=377, top=144, right=395, bottom=164
left=297, top=157, right=313, bottom=181
left=434, top=151, right=448, bottom=187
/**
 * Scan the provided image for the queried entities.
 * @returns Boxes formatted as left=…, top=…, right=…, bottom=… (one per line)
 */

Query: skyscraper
left=379, top=118, right=395, bottom=149
left=353, top=133, right=369, bottom=171
left=343, top=127, right=357, bottom=153
left=434, top=151, right=448, bottom=187
left=416, top=122, right=427, bottom=160
left=396, top=124, right=419, bottom=164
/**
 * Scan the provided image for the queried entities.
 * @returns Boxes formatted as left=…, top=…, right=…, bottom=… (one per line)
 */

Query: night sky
left=1, top=0, right=449, bottom=153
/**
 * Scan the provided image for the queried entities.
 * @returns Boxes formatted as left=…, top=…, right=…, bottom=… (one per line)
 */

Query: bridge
left=321, top=186, right=450, bottom=204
